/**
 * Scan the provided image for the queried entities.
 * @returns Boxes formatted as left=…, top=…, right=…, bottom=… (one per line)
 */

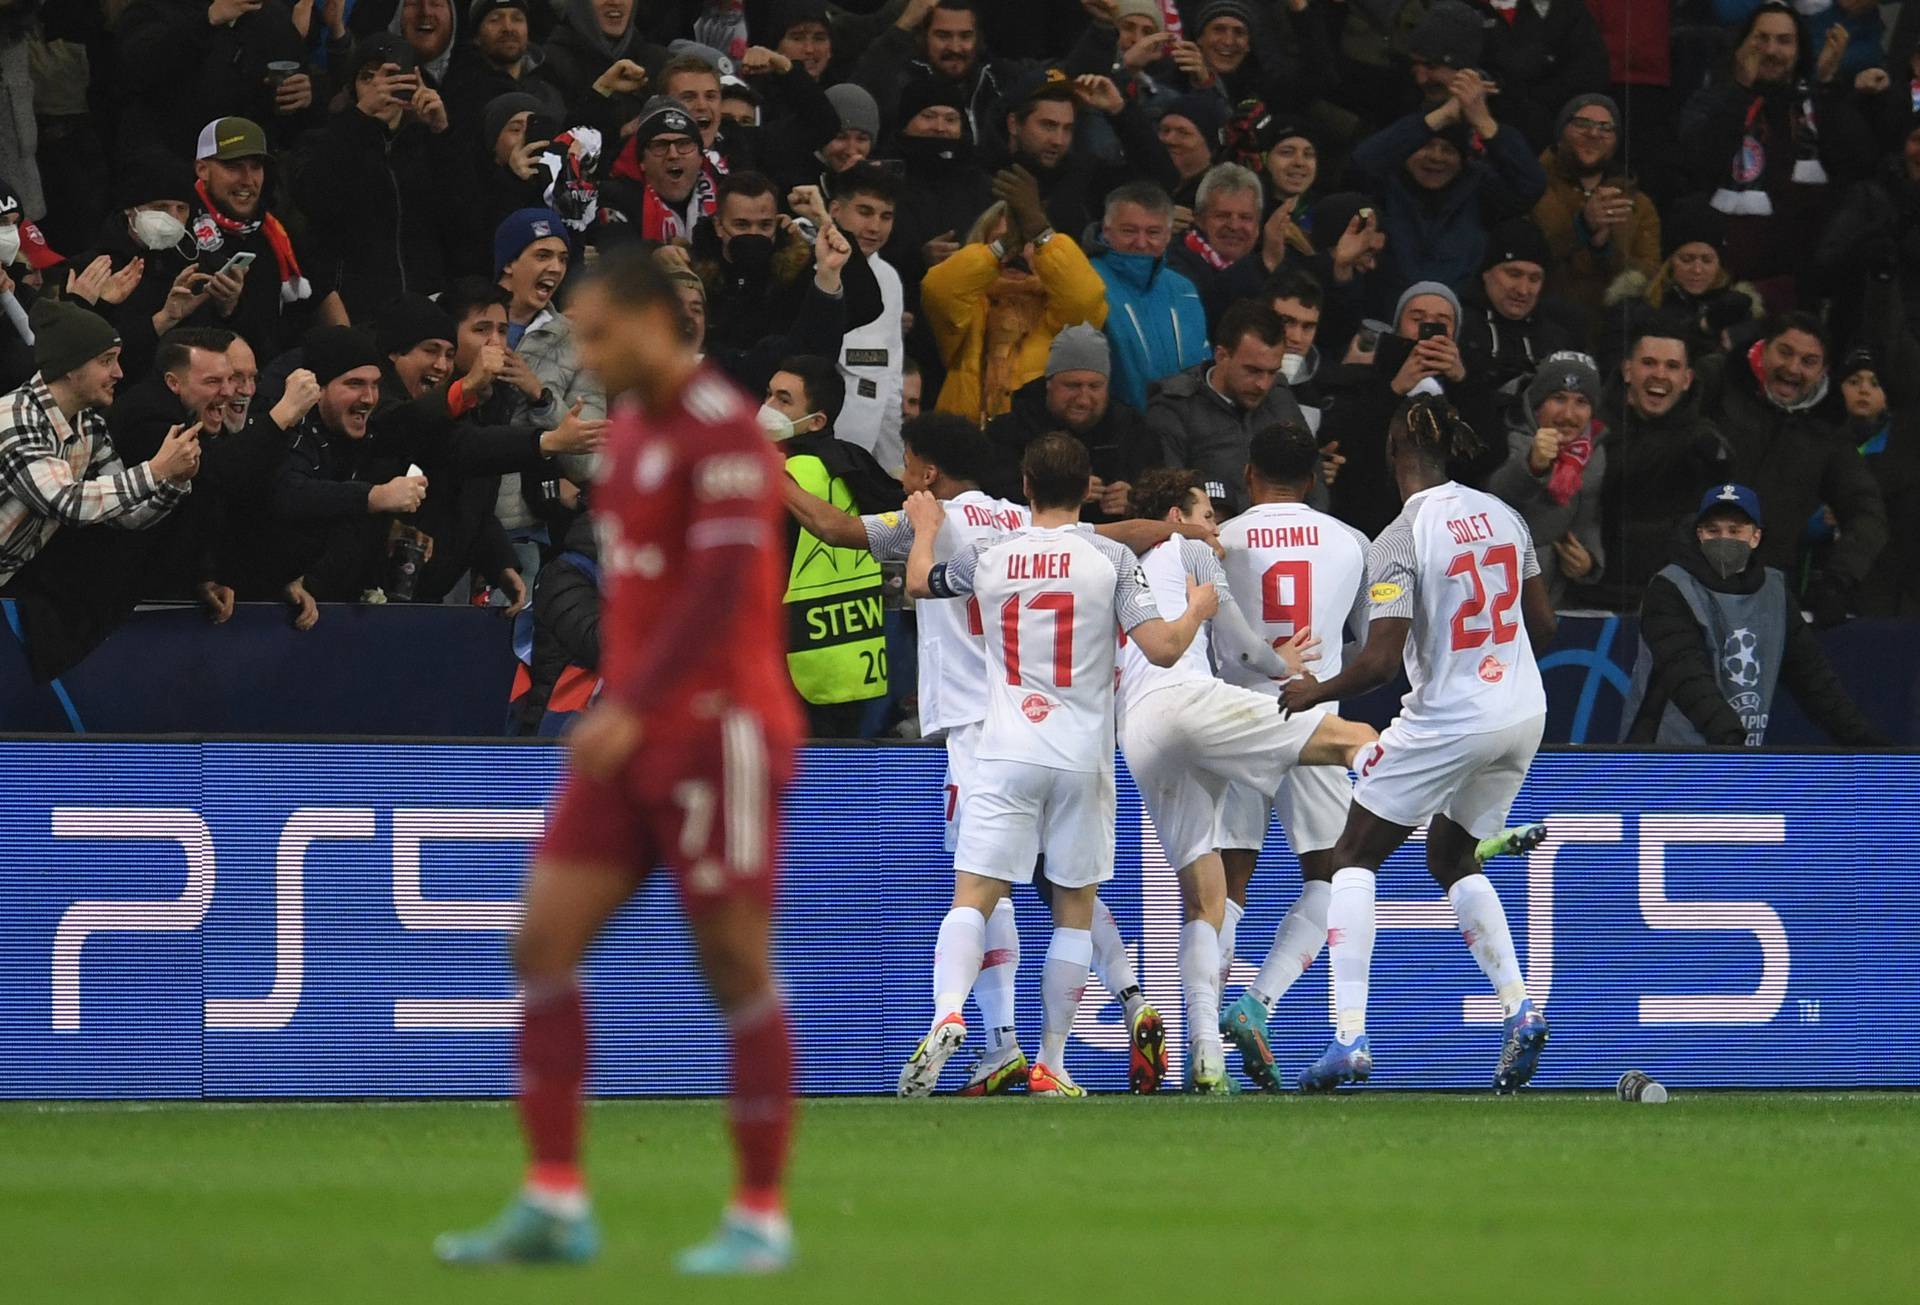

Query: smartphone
left=215, top=251, right=256, bottom=278
left=1418, top=320, right=1448, bottom=341
left=524, top=114, right=562, bottom=148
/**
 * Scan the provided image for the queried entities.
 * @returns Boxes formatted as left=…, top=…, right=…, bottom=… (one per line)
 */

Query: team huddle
left=798, top=398, right=1558, bottom=1098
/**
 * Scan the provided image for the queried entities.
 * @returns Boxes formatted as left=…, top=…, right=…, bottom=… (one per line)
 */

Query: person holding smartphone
left=186, top=116, right=312, bottom=359
left=1319, top=281, right=1504, bottom=538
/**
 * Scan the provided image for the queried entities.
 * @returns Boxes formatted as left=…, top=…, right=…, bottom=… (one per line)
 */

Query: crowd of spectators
left=0, top=0, right=1916, bottom=738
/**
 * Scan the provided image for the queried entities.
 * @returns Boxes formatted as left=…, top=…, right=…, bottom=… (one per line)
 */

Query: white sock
left=975, top=898, right=1019, bottom=1053
left=1326, top=868, right=1376, bottom=1042
left=522, top=1183, right=590, bottom=1218
left=1250, top=880, right=1331, bottom=1014
left=1218, top=898, right=1244, bottom=989
left=932, top=906, right=987, bottom=1023
left=1039, top=926, right=1092, bottom=1068
left=1181, top=919, right=1223, bottom=1056
left=1448, top=873, right=1529, bottom=1017
left=1090, top=896, right=1145, bottom=1023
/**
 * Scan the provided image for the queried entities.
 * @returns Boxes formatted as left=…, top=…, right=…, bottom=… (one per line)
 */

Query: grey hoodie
left=390, top=0, right=461, bottom=84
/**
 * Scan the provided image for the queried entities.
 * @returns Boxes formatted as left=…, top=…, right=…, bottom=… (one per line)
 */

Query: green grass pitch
left=7, top=1094, right=1917, bottom=1303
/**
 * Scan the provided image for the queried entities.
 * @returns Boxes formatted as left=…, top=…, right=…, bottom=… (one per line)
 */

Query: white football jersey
left=863, top=490, right=1029, bottom=736
left=931, top=525, right=1162, bottom=772
left=1116, top=536, right=1232, bottom=716
left=1217, top=501, right=1371, bottom=700
left=1368, top=482, right=1546, bottom=737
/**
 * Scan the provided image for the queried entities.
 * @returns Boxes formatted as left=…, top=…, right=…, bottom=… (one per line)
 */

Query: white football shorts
left=953, top=758, right=1115, bottom=889
left=1351, top=713, right=1545, bottom=837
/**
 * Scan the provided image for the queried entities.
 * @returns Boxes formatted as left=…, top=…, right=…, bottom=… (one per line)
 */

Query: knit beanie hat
left=897, top=75, right=970, bottom=129
left=305, top=326, right=385, bottom=386
left=482, top=92, right=547, bottom=152
left=493, top=206, right=569, bottom=278
left=1482, top=216, right=1550, bottom=272
left=1307, top=191, right=1375, bottom=251
left=630, top=96, right=700, bottom=153
left=825, top=83, right=881, bottom=140
left=1554, top=92, right=1620, bottom=141
left=1047, top=324, right=1110, bottom=378
left=1408, top=0, right=1485, bottom=70
left=1662, top=196, right=1727, bottom=259
left=375, top=293, right=458, bottom=357
left=1839, top=345, right=1879, bottom=383
left=666, top=38, right=733, bottom=77
left=1393, top=280, right=1463, bottom=330
left=114, top=150, right=195, bottom=211
left=1195, top=1, right=1258, bottom=33
left=30, top=298, right=121, bottom=381
left=1164, top=93, right=1229, bottom=149
left=1113, top=0, right=1166, bottom=31
left=1525, top=350, right=1603, bottom=413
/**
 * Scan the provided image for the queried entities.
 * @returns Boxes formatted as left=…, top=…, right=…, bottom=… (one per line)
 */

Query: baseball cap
left=1696, top=483, right=1763, bottom=528
left=196, top=117, right=269, bottom=163
left=1002, top=65, right=1075, bottom=113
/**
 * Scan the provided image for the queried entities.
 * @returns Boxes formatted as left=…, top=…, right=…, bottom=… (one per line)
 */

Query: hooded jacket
left=537, top=0, right=670, bottom=126
left=922, top=234, right=1108, bottom=426
left=1088, top=236, right=1209, bottom=412
left=1453, top=275, right=1581, bottom=397
left=1695, top=346, right=1888, bottom=598
left=981, top=376, right=1162, bottom=524
left=1626, top=534, right=1884, bottom=746
left=1145, top=361, right=1309, bottom=517
left=1349, top=110, right=1549, bottom=309
left=848, top=22, right=1010, bottom=147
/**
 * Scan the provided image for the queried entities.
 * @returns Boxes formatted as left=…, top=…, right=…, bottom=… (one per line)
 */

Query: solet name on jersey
left=1242, top=524, right=1320, bottom=549
left=1007, top=551, right=1073, bottom=580
left=1445, top=513, right=1499, bottom=545
left=961, top=502, right=1025, bottom=532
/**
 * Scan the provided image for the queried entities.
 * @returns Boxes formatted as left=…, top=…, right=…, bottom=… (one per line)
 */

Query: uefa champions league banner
left=1, top=740, right=1916, bottom=1098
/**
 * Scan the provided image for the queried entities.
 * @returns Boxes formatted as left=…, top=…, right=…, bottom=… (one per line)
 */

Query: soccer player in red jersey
left=436, top=247, right=806, bottom=1275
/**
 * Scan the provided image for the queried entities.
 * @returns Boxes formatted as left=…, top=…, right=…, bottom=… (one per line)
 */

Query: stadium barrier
left=3, top=739, right=1914, bottom=1098
left=3, top=604, right=1915, bottom=742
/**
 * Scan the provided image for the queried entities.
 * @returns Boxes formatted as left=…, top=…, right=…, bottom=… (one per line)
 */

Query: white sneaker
left=897, top=1014, right=966, bottom=1098
left=1188, top=1039, right=1228, bottom=1094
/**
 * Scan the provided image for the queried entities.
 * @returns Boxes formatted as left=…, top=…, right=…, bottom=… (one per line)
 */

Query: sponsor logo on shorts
left=1369, top=582, right=1403, bottom=603
left=1478, top=655, right=1505, bottom=683
left=1021, top=693, right=1052, bottom=722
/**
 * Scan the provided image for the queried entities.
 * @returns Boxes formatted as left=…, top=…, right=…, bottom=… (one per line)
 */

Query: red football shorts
left=539, top=710, right=792, bottom=916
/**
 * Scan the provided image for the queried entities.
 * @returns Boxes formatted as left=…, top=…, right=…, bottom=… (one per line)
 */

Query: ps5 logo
left=47, top=806, right=538, bottom=1033
left=1088, top=810, right=1792, bottom=1071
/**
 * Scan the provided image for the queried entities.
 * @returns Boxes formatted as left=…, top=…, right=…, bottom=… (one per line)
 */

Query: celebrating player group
left=859, top=397, right=1557, bottom=1102
left=431, top=249, right=1556, bottom=1277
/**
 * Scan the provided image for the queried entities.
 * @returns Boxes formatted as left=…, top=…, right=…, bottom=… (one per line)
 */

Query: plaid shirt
left=0, top=372, right=189, bottom=589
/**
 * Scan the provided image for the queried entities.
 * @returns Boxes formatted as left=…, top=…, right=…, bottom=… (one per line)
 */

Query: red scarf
left=609, top=140, right=722, bottom=238
left=190, top=180, right=310, bottom=305
left=1183, top=228, right=1231, bottom=271
left=1546, top=420, right=1597, bottom=507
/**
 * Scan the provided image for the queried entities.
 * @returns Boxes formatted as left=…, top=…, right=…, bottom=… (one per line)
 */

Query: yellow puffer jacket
left=923, top=234, right=1109, bottom=426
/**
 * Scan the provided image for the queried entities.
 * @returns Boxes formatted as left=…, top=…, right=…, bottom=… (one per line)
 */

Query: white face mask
left=757, top=402, right=820, bottom=442
left=131, top=209, right=188, bottom=253
left=0, top=224, right=20, bottom=268
left=1280, top=352, right=1306, bottom=384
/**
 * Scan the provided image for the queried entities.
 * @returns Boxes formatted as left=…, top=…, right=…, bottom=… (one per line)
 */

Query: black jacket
left=293, top=107, right=482, bottom=320
left=982, top=377, right=1162, bottom=524
left=113, top=0, right=324, bottom=158
left=1317, top=342, right=1504, bottom=539
left=690, top=221, right=881, bottom=358
left=1453, top=278, right=1581, bottom=398
left=1579, top=381, right=1733, bottom=613
left=1694, top=350, right=1889, bottom=601
left=1475, top=0, right=1611, bottom=152
left=1629, top=543, right=1884, bottom=746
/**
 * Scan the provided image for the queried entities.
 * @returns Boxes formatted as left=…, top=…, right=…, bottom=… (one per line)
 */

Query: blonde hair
left=966, top=201, right=1009, bottom=248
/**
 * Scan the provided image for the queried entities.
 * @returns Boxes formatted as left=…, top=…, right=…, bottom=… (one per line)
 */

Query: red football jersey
left=592, top=366, right=803, bottom=746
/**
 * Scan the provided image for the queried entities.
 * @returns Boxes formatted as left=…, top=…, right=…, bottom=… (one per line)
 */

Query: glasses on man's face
left=1568, top=118, right=1617, bottom=137
left=646, top=137, right=700, bottom=157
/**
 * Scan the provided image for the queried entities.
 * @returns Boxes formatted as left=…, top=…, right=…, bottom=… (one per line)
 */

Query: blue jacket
left=1089, top=238, right=1210, bottom=412
left=1349, top=113, right=1548, bottom=313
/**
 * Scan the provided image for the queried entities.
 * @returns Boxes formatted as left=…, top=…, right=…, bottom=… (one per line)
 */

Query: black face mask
left=898, top=132, right=973, bottom=173
left=1700, top=536, right=1754, bottom=580
left=725, top=233, right=775, bottom=277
